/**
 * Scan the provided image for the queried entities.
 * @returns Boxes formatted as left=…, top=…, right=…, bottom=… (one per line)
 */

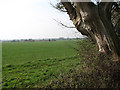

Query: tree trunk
left=62, top=2, right=120, bottom=60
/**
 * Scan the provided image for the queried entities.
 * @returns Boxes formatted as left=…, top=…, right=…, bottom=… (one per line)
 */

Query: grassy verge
left=44, top=39, right=120, bottom=88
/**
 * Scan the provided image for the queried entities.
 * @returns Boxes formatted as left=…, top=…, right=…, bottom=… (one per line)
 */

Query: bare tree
left=55, top=1, right=120, bottom=60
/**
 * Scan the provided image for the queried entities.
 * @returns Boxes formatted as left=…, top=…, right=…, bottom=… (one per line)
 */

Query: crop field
left=2, top=40, right=77, bottom=66
left=2, top=40, right=81, bottom=88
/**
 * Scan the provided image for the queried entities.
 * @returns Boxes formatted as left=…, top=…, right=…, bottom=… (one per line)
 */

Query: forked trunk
left=62, top=2, right=120, bottom=60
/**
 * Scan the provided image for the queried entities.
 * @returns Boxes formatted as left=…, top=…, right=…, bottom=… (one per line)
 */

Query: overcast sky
left=0, top=0, right=84, bottom=40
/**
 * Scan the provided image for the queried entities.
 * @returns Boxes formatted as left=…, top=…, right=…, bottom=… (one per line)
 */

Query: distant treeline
left=2, top=38, right=85, bottom=42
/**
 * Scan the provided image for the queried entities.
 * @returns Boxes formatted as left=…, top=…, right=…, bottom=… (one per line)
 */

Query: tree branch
left=50, top=2, right=67, bottom=12
left=62, top=1, right=77, bottom=20
left=54, top=19, right=75, bottom=28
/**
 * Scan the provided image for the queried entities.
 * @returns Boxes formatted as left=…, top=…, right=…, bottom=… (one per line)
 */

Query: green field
left=2, top=40, right=77, bottom=66
left=2, top=37, right=119, bottom=88
left=2, top=40, right=81, bottom=88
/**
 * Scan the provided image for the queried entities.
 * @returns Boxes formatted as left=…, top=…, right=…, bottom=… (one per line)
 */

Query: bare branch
left=62, top=2, right=77, bottom=20
left=50, top=2, right=67, bottom=12
left=54, top=19, right=75, bottom=28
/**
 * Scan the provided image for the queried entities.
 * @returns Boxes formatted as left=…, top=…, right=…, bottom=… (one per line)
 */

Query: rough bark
left=62, top=2, right=120, bottom=60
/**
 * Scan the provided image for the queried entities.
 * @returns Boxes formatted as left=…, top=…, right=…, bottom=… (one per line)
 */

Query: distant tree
left=54, top=1, right=120, bottom=60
